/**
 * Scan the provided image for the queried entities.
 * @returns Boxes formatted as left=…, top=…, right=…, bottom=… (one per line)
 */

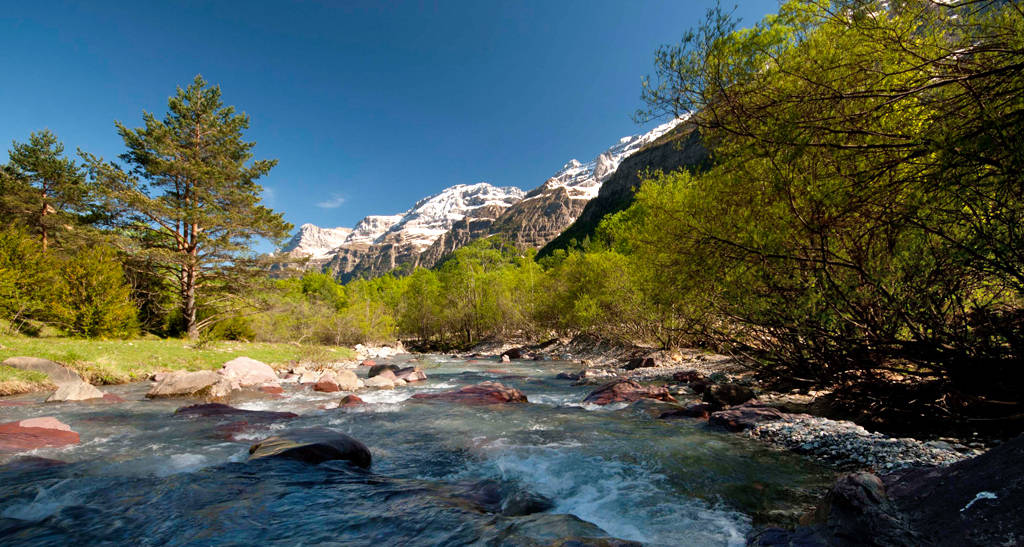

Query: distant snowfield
left=281, top=117, right=685, bottom=259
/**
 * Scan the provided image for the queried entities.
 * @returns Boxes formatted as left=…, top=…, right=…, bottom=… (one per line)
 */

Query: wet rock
left=220, top=357, right=279, bottom=387
left=363, top=374, right=395, bottom=389
left=659, top=402, right=714, bottom=420
left=581, top=379, right=676, bottom=405
left=703, top=383, right=755, bottom=407
left=174, top=403, right=298, bottom=421
left=556, top=371, right=579, bottom=381
left=339, top=394, right=364, bottom=407
left=145, top=370, right=227, bottom=399
left=395, top=366, right=427, bottom=383
left=501, top=354, right=511, bottom=363
left=259, top=385, right=284, bottom=395
left=102, top=393, right=127, bottom=403
left=46, top=381, right=105, bottom=402
left=359, top=359, right=376, bottom=367
left=501, top=348, right=525, bottom=360
left=248, top=427, right=372, bottom=468
left=314, top=371, right=345, bottom=392
left=549, top=538, right=643, bottom=547
left=751, top=435, right=1024, bottom=546
left=2, top=356, right=82, bottom=385
left=622, top=357, right=656, bottom=370
left=709, top=402, right=792, bottom=431
left=411, top=381, right=528, bottom=405
left=367, top=364, right=401, bottom=378
left=449, top=480, right=555, bottom=516
left=0, top=416, right=80, bottom=452
left=672, top=370, right=704, bottom=383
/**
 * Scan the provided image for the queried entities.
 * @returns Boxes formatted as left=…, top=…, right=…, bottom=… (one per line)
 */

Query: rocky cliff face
left=539, top=122, right=709, bottom=258
left=282, top=118, right=689, bottom=280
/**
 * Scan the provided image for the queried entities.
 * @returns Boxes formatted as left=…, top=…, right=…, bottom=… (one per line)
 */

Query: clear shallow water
left=0, top=356, right=832, bottom=546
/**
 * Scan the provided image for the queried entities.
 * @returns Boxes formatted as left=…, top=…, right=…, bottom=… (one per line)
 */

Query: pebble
left=747, top=415, right=984, bottom=470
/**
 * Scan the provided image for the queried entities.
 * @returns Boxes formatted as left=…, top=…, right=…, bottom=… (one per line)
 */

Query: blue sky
left=2, top=0, right=780, bottom=238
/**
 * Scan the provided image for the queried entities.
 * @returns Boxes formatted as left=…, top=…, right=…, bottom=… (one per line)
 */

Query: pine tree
left=84, top=75, right=291, bottom=339
left=5, top=130, right=87, bottom=251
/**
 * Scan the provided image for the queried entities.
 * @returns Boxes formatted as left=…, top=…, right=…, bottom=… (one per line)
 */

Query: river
left=0, top=355, right=832, bottom=546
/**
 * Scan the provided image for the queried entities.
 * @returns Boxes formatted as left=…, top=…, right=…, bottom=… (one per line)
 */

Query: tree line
left=1, top=1, right=1021, bottom=412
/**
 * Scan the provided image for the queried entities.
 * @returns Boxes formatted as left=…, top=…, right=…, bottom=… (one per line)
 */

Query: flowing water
left=0, top=356, right=832, bottom=546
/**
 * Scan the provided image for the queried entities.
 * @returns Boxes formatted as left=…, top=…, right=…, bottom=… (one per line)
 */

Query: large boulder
left=46, top=381, right=105, bottom=402
left=0, top=417, right=80, bottom=452
left=219, top=357, right=278, bottom=387
left=708, top=402, right=795, bottom=431
left=582, top=379, right=676, bottom=405
left=314, top=369, right=360, bottom=392
left=248, top=427, right=372, bottom=468
left=2, top=356, right=82, bottom=385
left=411, top=381, right=528, bottom=405
left=395, top=367, right=427, bottom=383
left=367, top=364, right=401, bottom=378
left=751, top=434, right=1024, bottom=546
left=146, top=370, right=231, bottom=399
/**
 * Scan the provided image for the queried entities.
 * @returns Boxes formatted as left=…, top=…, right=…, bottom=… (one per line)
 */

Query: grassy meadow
left=0, top=335, right=357, bottom=395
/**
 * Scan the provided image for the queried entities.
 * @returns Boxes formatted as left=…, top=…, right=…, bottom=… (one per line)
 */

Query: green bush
left=49, top=245, right=138, bottom=338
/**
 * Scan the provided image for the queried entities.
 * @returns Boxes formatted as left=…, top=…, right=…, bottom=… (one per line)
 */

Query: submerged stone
left=411, top=381, right=528, bottom=405
left=582, top=379, right=675, bottom=405
left=248, top=427, right=372, bottom=468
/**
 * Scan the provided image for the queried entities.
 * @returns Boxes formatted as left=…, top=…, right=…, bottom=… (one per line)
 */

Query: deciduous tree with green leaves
left=84, top=75, right=292, bottom=339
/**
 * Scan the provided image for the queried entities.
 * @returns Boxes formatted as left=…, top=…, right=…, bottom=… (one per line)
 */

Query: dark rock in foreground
left=709, top=402, right=798, bottom=431
left=660, top=402, right=715, bottom=420
left=622, top=357, right=655, bottom=370
left=411, top=381, right=528, bottom=404
left=0, top=417, right=80, bottom=452
left=249, top=427, right=372, bottom=468
left=750, top=434, right=1024, bottom=546
left=582, top=379, right=676, bottom=405
left=703, top=383, right=755, bottom=408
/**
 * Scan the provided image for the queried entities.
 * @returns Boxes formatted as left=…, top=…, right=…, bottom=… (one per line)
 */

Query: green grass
left=0, top=335, right=357, bottom=391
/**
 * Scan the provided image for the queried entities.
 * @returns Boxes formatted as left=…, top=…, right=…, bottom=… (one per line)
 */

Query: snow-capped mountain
left=534, top=117, right=683, bottom=201
left=280, top=224, right=352, bottom=259
left=377, top=183, right=525, bottom=250
left=282, top=118, right=687, bottom=280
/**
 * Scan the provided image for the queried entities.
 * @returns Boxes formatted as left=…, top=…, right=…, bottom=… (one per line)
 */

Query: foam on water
left=472, top=439, right=750, bottom=546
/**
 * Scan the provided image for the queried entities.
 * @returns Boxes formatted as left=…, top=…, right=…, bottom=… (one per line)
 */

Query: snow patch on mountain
left=536, top=117, right=685, bottom=200
left=345, top=215, right=404, bottom=246
left=280, top=224, right=352, bottom=259
left=380, top=183, right=525, bottom=249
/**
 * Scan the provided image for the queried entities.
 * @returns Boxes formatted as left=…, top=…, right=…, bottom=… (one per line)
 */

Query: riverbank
left=0, top=335, right=359, bottom=395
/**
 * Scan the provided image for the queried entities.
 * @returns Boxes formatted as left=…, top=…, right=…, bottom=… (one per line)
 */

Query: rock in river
left=146, top=370, right=229, bottom=399
left=582, top=379, right=676, bottom=405
left=248, top=427, right=372, bottom=468
left=395, top=366, right=427, bottom=383
left=412, top=381, right=528, bottom=405
left=367, top=364, right=401, bottom=378
left=708, top=402, right=796, bottom=431
left=174, top=403, right=298, bottom=421
left=0, top=417, right=80, bottom=452
left=702, top=383, right=755, bottom=408
left=219, top=357, right=279, bottom=387
left=46, top=381, right=105, bottom=402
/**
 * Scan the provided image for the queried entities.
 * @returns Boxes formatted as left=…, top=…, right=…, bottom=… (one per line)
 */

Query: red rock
left=485, top=369, right=510, bottom=374
left=101, top=393, right=127, bottom=403
left=0, top=401, right=32, bottom=407
left=582, top=379, right=676, bottom=405
left=360, top=360, right=376, bottom=367
left=259, top=385, right=284, bottom=395
left=314, top=379, right=340, bottom=392
left=0, top=417, right=80, bottom=452
left=411, top=382, right=528, bottom=405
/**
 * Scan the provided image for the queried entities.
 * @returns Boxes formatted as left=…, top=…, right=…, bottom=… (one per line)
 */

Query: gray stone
left=2, top=356, right=82, bottom=386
